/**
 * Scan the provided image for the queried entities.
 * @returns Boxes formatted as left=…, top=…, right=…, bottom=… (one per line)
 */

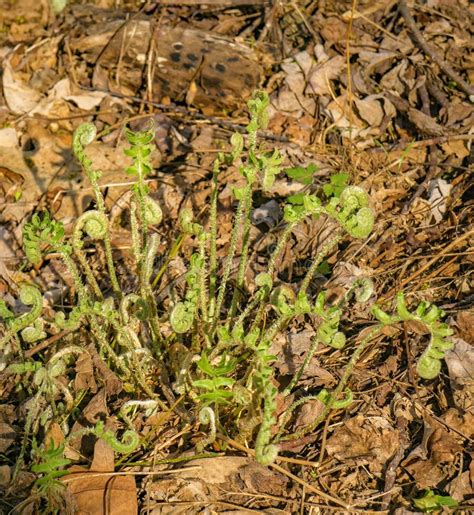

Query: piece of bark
left=69, top=17, right=266, bottom=113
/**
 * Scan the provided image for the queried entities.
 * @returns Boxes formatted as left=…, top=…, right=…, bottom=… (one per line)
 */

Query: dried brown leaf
left=326, top=414, right=400, bottom=473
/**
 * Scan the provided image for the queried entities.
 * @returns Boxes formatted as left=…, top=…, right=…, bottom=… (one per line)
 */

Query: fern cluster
left=0, top=91, right=453, bottom=478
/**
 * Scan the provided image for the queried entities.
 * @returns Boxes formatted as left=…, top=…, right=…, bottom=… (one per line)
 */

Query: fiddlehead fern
left=372, top=293, right=453, bottom=379
left=21, top=318, right=46, bottom=343
left=179, top=208, right=203, bottom=236
left=325, top=186, right=374, bottom=239
left=73, top=210, right=109, bottom=298
left=351, top=277, right=375, bottom=303
left=93, top=420, right=140, bottom=454
left=23, top=212, right=68, bottom=265
left=170, top=302, right=195, bottom=334
left=170, top=252, right=204, bottom=334
left=143, top=196, right=163, bottom=226
left=55, top=306, right=83, bottom=331
left=1, top=284, right=44, bottom=348
left=16, top=284, right=44, bottom=331
left=73, top=211, right=108, bottom=245
left=196, top=407, right=217, bottom=452
left=255, top=383, right=279, bottom=465
left=397, top=293, right=453, bottom=379
left=72, top=122, right=97, bottom=175
left=120, top=294, right=149, bottom=326
left=143, top=233, right=160, bottom=285
left=72, top=123, right=103, bottom=202
left=73, top=123, right=121, bottom=297
left=313, top=292, right=346, bottom=349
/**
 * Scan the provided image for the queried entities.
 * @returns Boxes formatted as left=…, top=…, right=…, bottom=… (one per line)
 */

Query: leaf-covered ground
left=0, top=0, right=473, bottom=513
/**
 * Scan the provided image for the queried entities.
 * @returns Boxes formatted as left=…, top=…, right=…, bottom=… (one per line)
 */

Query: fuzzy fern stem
left=72, top=210, right=109, bottom=300
left=299, top=229, right=343, bottom=295
left=283, top=334, right=320, bottom=396
left=227, top=186, right=253, bottom=322
left=210, top=185, right=250, bottom=330
left=73, top=124, right=121, bottom=297
left=207, top=157, right=221, bottom=319
left=0, top=284, right=43, bottom=349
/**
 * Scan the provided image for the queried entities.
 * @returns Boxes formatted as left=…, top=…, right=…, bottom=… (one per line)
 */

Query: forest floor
left=0, top=0, right=473, bottom=513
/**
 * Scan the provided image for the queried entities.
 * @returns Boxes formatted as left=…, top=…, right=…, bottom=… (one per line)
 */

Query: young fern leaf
left=0, top=284, right=44, bottom=348
left=73, top=211, right=108, bottom=245
left=21, top=318, right=47, bottom=343
left=73, top=123, right=121, bottom=296
left=93, top=420, right=140, bottom=454
left=23, top=212, right=68, bottom=264
left=31, top=439, right=71, bottom=499
left=324, top=186, right=374, bottom=239
left=72, top=122, right=97, bottom=176
left=396, top=293, right=453, bottom=379
left=170, top=302, right=195, bottom=334
left=143, top=196, right=163, bottom=226
left=255, top=383, right=279, bottom=465
left=196, top=406, right=217, bottom=452
left=313, top=292, right=346, bottom=349
left=371, top=293, right=453, bottom=379
left=73, top=210, right=109, bottom=298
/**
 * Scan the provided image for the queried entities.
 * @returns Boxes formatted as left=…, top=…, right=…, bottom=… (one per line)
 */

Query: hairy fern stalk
left=0, top=92, right=453, bottom=474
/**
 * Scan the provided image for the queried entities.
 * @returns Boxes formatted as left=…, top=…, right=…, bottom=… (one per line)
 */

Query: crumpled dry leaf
left=48, top=78, right=107, bottom=110
left=425, top=178, right=452, bottom=224
left=293, top=398, right=325, bottom=430
left=251, top=199, right=281, bottom=229
left=444, top=337, right=474, bottom=410
left=455, top=310, right=474, bottom=343
left=148, top=457, right=290, bottom=511
left=326, top=414, right=400, bottom=473
left=358, top=49, right=399, bottom=76
left=354, top=94, right=396, bottom=127
left=65, top=439, right=137, bottom=515
left=2, top=59, right=43, bottom=114
left=442, top=408, right=474, bottom=439
left=74, top=352, right=98, bottom=394
left=271, top=328, right=336, bottom=385
left=307, top=45, right=345, bottom=97
left=0, top=121, right=72, bottom=222
left=66, top=388, right=109, bottom=460
left=44, top=422, right=66, bottom=449
left=446, top=463, right=473, bottom=503
left=403, top=417, right=463, bottom=489
left=271, top=50, right=317, bottom=118
left=0, top=464, right=11, bottom=488
left=408, top=108, right=444, bottom=137
left=323, top=93, right=395, bottom=145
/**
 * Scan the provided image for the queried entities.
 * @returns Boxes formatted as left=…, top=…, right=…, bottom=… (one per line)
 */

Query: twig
left=399, top=0, right=474, bottom=99
left=367, top=132, right=474, bottom=153
left=25, top=329, right=72, bottom=358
